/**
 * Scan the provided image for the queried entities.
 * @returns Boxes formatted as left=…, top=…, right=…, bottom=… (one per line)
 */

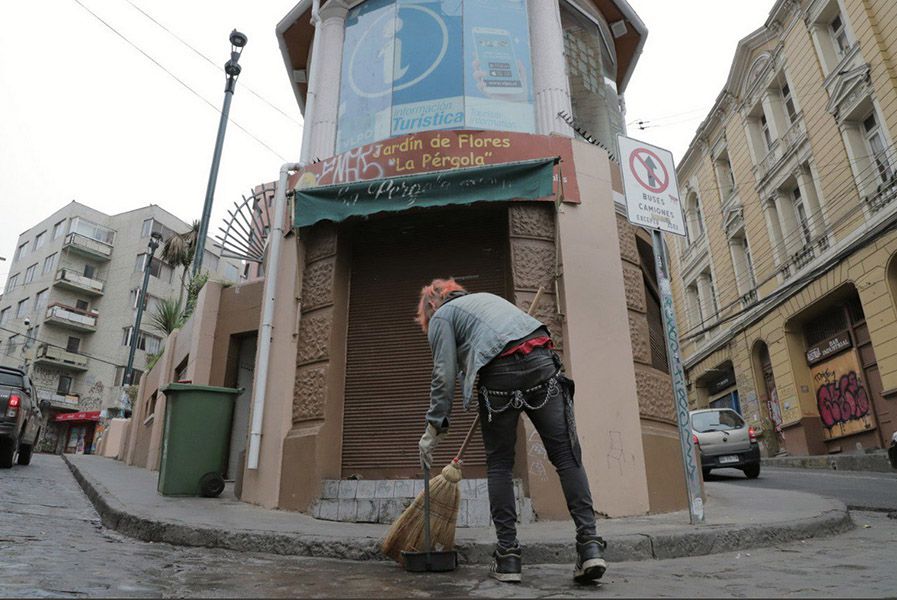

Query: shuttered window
left=341, top=207, right=510, bottom=478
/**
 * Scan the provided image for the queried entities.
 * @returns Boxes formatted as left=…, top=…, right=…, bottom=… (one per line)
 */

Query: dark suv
left=0, top=366, right=43, bottom=468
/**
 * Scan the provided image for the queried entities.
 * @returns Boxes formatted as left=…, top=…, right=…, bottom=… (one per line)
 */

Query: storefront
left=56, top=411, right=100, bottom=455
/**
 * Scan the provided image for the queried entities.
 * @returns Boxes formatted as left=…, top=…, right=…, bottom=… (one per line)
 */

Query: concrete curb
left=762, top=452, right=893, bottom=473
left=64, top=456, right=854, bottom=564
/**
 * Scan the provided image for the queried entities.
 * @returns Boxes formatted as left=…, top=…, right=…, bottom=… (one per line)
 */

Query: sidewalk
left=64, top=455, right=852, bottom=565
left=762, top=450, right=894, bottom=473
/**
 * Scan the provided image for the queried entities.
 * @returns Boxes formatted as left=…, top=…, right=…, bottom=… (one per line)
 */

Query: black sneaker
left=574, top=536, right=607, bottom=583
left=489, top=545, right=522, bottom=583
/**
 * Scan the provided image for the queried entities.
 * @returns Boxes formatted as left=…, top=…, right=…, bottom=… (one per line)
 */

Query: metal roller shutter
left=341, top=207, right=510, bottom=478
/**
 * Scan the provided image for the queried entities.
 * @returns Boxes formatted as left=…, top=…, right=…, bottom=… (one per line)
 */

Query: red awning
left=55, top=411, right=101, bottom=423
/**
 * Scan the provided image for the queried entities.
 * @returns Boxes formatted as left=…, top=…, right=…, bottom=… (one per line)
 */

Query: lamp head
left=225, top=60, right=242, bottom=77
left=229, top=29, right=247, bottom=48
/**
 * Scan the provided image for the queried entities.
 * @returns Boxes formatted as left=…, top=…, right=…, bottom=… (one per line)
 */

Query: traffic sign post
left=617, top=135, right=704, bottom=525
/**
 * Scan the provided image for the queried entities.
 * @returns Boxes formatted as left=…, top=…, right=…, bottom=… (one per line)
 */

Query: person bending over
left=415, top=278, right=606, bottom=584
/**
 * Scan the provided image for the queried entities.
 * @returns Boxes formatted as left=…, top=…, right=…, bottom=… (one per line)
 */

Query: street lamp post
left=124, top=233, right=163, bottom=395
left=192, top=29, right=248, bottom=279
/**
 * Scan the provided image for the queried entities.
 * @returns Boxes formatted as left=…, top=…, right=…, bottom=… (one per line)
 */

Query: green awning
left=293, top=157, right=556, bottom=228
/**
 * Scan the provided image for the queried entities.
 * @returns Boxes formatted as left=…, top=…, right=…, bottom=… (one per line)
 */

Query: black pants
left=478, top=348, right=597, bottom=548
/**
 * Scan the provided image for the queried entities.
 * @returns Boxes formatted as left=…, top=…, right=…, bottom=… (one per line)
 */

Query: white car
left=690, top=408, right=761, bottom=479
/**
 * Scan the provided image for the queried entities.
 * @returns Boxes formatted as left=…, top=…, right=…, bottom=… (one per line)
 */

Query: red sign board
left=55, top=411, right=101, bottom=422
left=289, top=130, right=579, bottom=203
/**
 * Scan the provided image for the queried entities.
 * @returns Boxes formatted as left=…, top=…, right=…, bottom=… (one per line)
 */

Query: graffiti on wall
left=811, top=350, right=876, bottom=440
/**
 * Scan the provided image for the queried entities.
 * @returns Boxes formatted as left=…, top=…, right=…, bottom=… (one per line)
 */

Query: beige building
left=123, top=0, right=698, bottom=525
left=669, top=0, right=897, bottom=456
left=0, top=201, right=241, bottom=454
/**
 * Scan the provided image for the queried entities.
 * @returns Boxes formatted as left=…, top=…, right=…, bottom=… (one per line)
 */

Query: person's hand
left=419, top=424, right=446, bottom=470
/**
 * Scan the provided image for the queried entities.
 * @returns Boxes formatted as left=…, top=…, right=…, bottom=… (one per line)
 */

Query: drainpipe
left=248, top=162, right=303, bottom=470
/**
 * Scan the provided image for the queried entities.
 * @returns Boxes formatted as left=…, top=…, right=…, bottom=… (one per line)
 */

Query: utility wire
left=122, top=0, right=302, bottom=126
left=71, top=0, right=288, bottom=161
left=0, top=324, right=125, bottom=369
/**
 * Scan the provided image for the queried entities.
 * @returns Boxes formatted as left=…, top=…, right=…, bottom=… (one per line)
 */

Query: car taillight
left=692, top=433, right=699, bottom=446
left=748, top=426, right=757, bottom=443
left=6, top=394, right=20, bottom=417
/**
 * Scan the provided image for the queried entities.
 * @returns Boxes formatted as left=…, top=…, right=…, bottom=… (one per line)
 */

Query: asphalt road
left=2, top=455, right=896, bottom=598
left=707, top=465, right=897, bottom=511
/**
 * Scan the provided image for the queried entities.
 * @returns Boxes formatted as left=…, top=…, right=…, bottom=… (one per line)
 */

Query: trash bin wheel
left=199, top=472, right=225, bottom=498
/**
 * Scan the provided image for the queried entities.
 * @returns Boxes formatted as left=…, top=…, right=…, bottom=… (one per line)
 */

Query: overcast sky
left=0, top=0, right=773, bottom=288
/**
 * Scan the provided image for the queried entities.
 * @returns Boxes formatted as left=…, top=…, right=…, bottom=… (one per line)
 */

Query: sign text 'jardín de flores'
left=289, top=130, right=579, bottom=203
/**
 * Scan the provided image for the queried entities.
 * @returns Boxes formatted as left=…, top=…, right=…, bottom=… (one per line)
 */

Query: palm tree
left=149, top=297, right=186, bottom=337
left=161, top=220, right=200, bottom=305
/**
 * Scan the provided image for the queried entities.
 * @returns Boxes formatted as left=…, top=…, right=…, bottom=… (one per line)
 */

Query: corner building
left=233, top=0, right=688, bottom=521
left=669, top=0, right=897, bottom=457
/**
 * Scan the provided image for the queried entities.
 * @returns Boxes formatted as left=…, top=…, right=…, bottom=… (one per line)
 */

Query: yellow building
left=669, top=0, right=897, bottom=456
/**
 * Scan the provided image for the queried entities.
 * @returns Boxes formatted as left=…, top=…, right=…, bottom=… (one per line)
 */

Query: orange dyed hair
left=415, top=278, right=467, bottom=333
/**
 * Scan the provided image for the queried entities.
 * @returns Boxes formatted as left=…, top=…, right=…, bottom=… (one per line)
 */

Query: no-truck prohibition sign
left=617, top=135, right=686, bottom=237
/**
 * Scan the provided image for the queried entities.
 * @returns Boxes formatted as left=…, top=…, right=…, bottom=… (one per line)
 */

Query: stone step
left=311, top=478, right=534, bottom=527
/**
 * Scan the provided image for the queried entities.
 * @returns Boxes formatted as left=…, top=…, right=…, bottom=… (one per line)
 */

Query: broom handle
left=454, top=286, right=545, bottom=462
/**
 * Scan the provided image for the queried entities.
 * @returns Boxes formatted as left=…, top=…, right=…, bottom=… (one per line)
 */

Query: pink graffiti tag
left=816, top=371, right=871, bottom=428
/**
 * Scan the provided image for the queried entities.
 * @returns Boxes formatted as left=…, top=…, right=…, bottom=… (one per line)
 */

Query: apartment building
left=0, top=201, right=241, bottom=453
left=668, top=0, right=897, bottom=457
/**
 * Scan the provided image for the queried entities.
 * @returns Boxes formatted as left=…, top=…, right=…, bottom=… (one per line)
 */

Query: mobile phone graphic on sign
left=472, top=27, right=525, bottom=101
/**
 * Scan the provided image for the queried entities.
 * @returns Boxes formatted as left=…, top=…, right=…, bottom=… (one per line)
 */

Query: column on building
left=302, top=4, right=348, bottom=162
left=793, top=164, right=825, bottom=241
left=728, top=238, right=749, bottom=296
left=528, top=0, right=573, bottom=137
left=760, top=91, right=785, bottom=142
left=773, top=190, right=802, bottom=255
left=763, top=197, right=787, bottom=268
left=697, top=273, right=716, bottom=322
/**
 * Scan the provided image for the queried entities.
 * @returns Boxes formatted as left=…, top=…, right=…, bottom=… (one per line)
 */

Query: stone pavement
left=64, top=454, right=853, bottom=565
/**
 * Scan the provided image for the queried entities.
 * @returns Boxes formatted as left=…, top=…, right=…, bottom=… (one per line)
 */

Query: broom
left=381, top=287, right=545, bottom=563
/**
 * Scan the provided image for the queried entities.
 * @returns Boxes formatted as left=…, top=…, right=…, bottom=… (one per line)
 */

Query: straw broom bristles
left=381, top=460, right=463, bottom=563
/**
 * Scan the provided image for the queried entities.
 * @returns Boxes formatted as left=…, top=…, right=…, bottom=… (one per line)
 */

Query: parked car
left=0, top=366, right=42, bottom=468
left=690, top=407, right=761, bottom=479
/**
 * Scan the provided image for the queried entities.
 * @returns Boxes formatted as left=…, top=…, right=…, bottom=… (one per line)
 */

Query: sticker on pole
left=617, top=135, right=686, bottom=236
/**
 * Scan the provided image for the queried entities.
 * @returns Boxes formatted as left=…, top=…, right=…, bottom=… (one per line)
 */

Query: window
left=122, top=327, right=163, bottom=354
left=560, top=1, right=622, bottom=153
left=141, top=218, right=175, bottom=241
left=14, top=242, right=28, bottom=261
left=75, top=299, right=89, bottom=311
left=66, top=337, right=81, bottom=353
left=782, top=84, right=798, bottom=125
left=24, top=325, right=39, bottom=350
left=83, top=264, right=96, bottom=279
left=69, top=217, right=115, bottom=245
left=694, top=196, right=705, bottom=237
left=114, top=366, right=143, bottom=387
left=637, top=238, right=669, bottom=373
left=793, top=188, right=812, bottom=245
left=16, top=299, right=29, bottom=319
left=864, top=112, right=893, bottom=184
left=5, top=273, right=18, bottom=293
left=135, top=254, right=172, bottom=282
left=53, top=220, right=66, bottom=239
left=42, top=253, right=57, bottom=276
left=830, top=14, right=850, bottom=59
left=24, top=264, right=37, bottom=284
left=5, top=335, right=19, bottom=356
left=34, top=231, right=46, bottom=250
left=57, top=375, right=73, bottom=395
left=760, top=114, right=773, bottom=150
left=0, top=307, right=9, bottom=325
left=34, top=289, right=49, bottom=314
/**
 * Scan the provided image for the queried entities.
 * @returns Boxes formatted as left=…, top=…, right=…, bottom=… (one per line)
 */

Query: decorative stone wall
left=617, top=215, right=676, bottom=424
left=293, top=224, right=339, bottom=424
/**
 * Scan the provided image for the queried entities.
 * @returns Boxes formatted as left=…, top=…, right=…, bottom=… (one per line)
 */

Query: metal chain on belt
left=480, top=371, right=561, bottom=423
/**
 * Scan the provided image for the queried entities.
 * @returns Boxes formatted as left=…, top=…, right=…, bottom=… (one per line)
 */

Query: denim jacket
left=426, top=292, right=544, bottom=432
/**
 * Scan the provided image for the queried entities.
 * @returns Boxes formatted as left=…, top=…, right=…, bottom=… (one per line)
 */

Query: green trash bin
left=157, top=383, right=242, bottom=497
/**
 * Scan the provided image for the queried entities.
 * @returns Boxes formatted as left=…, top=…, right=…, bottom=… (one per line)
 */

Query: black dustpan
left=401, top=465, right=458, bottom=572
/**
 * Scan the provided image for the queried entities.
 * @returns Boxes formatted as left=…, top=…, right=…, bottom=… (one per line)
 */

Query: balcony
left=54, top=268, right=105, bottom=296
left=754, top=115, right=808, bottom=185
left=864, top=173, right=897, bottom=214
left=63, top=232, right=113, bottom=261
left=44, top=303, right=98, bottom=332
left=33, top=344, right=89, bottom=371
left=37, top=388, right=81, bottom=409
left=787, top=236, right=831, bottom=276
